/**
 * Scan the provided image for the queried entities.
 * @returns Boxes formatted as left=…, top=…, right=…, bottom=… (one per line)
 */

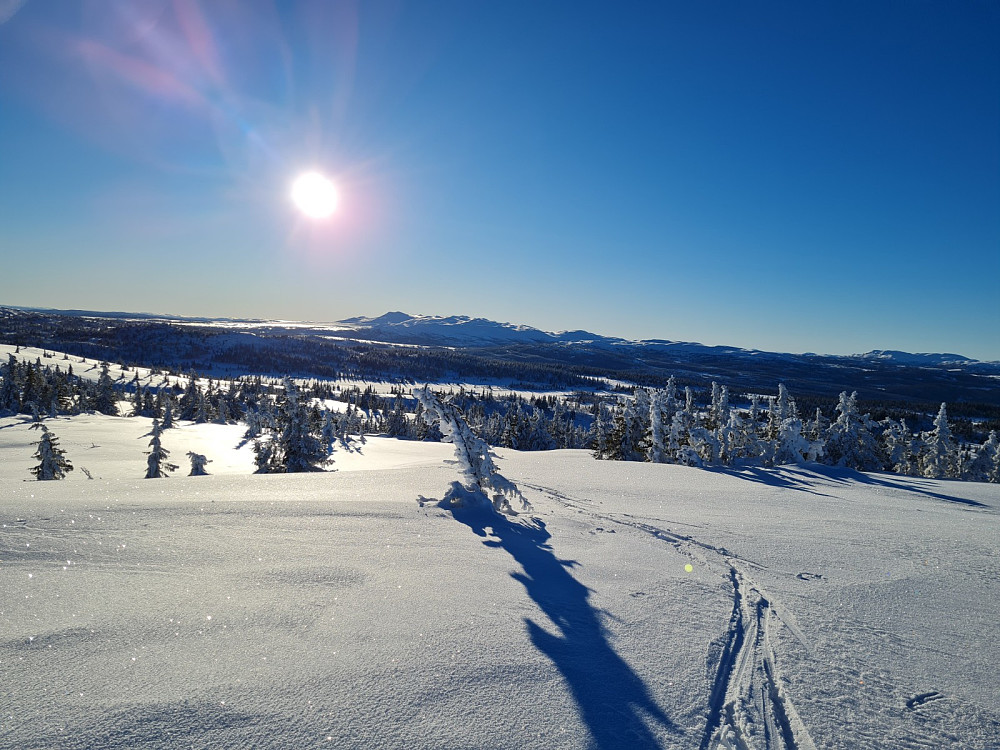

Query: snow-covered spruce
left=29, top=423, right=73, bottom=480
left=253, top=378, right=332, bottom=473
left=144, top=418, right=178, bottom=479
left=415, top=386, right=530, bottom=514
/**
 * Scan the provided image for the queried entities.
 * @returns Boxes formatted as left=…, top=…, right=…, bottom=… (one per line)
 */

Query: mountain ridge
left=2, top=305, right=996, bottom=365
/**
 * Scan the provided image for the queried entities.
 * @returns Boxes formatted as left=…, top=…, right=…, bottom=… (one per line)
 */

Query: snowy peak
left=337, top=311, right=571, bottom=345
left=855, top=350, right=978, bottom=367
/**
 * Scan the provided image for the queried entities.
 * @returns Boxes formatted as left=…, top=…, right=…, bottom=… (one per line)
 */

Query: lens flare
left=291, top=171, right=338, bottom=219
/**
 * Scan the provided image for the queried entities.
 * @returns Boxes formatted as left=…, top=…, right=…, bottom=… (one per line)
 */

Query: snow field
left=2, top=414, right=999, bottom=748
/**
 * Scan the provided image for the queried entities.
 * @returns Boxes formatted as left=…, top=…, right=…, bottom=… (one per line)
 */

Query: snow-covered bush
left=187, top=452, right=211, bottom=476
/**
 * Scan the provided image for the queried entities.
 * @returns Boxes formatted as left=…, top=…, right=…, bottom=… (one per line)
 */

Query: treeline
left=591, top=379, right=999, bottom=482
left=4, top=353, right=998, bottom=484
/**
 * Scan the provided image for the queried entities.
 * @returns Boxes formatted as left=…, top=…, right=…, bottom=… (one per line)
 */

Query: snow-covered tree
left=920, top=403, right=959, bottom=479
left=384, top=396, right=409, bottom=437
left=29, top=424, right=73, bottom=480
left=881, top=418, right=916, bottom=475
left=646, top=388, right=668, bottom=463
left=668, top=387, right=702, bottom=466
left=824, top=391, right=883, bottom=471
left=415, top=387, right=529, bottom=514
left=967, top=431, right=1000, bottom=483
left=591, top=401, right=611, bottom=459
left=0, top=354, right=20, bottom=414
left=257, top=378, right=331, bottom=473
left=161, top=392, right=176, bottom=428
left=606, top=397, right=643, bottom=462
left=187, top=452, right=211, bottom=476
left=145, top=419, right=178, bottom=478
left=321, top=409, right=338, bottom=453
left=92, top=363, right=118, bottom=416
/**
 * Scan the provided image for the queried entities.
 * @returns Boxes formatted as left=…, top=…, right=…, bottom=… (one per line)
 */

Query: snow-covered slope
left=2, top=414, right=999, bottom=749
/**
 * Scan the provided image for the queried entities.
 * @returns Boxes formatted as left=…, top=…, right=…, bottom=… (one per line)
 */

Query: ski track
left=524, top=482, right=817, bottom=750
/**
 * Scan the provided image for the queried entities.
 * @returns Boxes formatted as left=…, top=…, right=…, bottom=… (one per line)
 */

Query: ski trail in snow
left=524, top=482, right=817, bottom=750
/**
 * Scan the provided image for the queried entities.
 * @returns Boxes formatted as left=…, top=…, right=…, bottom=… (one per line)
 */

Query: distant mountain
left=854, top=350, right=976, bottom=367
left=2, top=305, right=998, bottom=406
left=334, top=312, right=996, bottom=366
left=338, top=311, right=561, bottom=345
left=333, top=311, right=783, bottom=356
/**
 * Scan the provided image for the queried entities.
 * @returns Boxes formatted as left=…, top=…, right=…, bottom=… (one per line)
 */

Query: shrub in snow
left=187, top=452, right=211, bottom=476
left=29, top=424, right=73, bottom=480
left=415, top=387, right=530, bottom=514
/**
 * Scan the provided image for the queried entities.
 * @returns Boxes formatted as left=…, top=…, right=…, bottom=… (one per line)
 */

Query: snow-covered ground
left=2, top=414, right=999, bottom=749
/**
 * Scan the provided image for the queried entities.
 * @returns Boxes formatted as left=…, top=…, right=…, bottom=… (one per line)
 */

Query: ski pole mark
left=906, top=691, right=945, bottom=711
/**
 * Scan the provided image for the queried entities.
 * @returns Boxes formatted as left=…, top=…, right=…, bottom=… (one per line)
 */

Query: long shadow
left=706, top=465, right=833, bottom=497
left=713, top=463, right=988, bottom=509
left=797, top=464, right=990, bottom=509
left=447, top=489, right=681, bottom=749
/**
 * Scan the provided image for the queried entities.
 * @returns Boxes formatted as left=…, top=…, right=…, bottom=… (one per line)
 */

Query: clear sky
left=1, top=1, right=998, bottom=359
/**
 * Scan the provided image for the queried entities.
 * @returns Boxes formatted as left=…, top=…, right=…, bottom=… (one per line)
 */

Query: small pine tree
left=416, top=387, right=529, bottom=513
left=93, top=363, right=119, bottom=416
left=29, top=424, right=73, bottom=480
left=145, top=419, right=178, bottom=478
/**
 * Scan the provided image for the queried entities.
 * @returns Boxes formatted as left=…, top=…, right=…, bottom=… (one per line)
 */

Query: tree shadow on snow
left=705, top=465, right=834, bottom=497
left=444, top=490, right=681, bottom=749
left=712, top=463, right=987, bottom=509
left=792, top=464, right=989, bottom=509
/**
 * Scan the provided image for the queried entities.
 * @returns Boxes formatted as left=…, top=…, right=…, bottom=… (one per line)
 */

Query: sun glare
left=291, top=171, right=339, bottom=219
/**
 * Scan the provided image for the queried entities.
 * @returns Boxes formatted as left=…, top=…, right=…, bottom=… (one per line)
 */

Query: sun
left=291, top=171, right=339, bottom=219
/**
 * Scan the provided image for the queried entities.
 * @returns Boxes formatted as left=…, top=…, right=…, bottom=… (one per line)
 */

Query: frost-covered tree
left=590, top=401, right=611, bottom=459
left=524, top=407, right=556, bottom=451
left=824, top=391, right=883, bottom=471
left=29, top=424, right=73, bottom=480
left=160, top=392, right=175, bottom=428
left=145, top=419, right=178, bottom=478
left=257, top=378, right=331, bottom=473
left=880, top=418, right=915, bottom=475
left=807, top=408, right=827, bottom=444
left=920, top=403, right=959, bottom=479
left=646, top=388, right=668, bottom=463
left=178, top=374, right=200, bottom=421
left=967, top=431, right=1000, bottom=483
left=384, top=396, right=409, bottom=437
left=606, top=397, right=643, bottom=462
left=92, top=363, right=118, bottom=416
left=0, top=354, right=20, bottom=414
left=321, top=409, right=338, bottom=452
left=668, top=387, right=702, bottom=466
left=187, top=451, right=211, bottom=476
left=416, top=387, right=529, bottom=514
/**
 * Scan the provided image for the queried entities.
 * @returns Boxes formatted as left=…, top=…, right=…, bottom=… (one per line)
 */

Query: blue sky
left=1, top=1, right=998, bottom=359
